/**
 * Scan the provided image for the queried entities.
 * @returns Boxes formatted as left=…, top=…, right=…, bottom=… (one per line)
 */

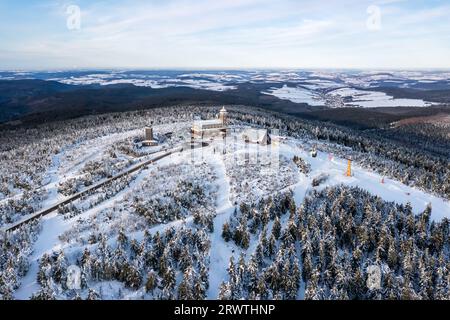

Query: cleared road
left=2, top=146, right=184, bottom=233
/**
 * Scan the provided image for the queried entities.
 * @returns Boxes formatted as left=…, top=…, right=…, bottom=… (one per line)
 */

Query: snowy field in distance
left=262, top=85, right=326, bottom=106
left=57, top=74, right=237, bottom=91
left=329, top=87, right=435, bottom=108
left=2, top=69, right=450, bottom=94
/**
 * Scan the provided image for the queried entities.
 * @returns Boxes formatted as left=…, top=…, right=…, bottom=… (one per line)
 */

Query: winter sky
left=0, top=0, right=449, bottom=70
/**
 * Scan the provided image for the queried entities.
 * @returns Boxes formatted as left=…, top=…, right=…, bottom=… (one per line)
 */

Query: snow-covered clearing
left=329, top=87, right=435, bottom=108
left=58, top=74, right=237, bottom=91
left=262, top=85, right=326, bottom=106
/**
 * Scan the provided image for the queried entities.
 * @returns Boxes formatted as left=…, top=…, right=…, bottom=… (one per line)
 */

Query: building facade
left=241, top=128, right=271, bottom=145
left=191, top=107, right=229, bottom=138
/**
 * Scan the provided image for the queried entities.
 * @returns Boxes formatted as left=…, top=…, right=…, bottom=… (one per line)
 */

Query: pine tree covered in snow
left=220, top=185, right=450, bottom=300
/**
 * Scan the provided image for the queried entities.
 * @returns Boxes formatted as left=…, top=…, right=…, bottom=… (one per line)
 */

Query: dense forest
left=0, top=105, right=449, bottom=300
left=31, top=227, right=211, bottom=300
left=220, top=185, right=450, bottom=299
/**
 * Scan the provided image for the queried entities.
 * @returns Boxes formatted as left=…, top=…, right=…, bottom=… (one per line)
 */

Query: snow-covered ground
left=3, top=69, right=450, bottom=93
left=300, top=79, right=342, bottom=90
left=262, top=85, right=326, bottom=106
left=56, top=74, right=237, bottom=91
left=282, top=140, right=449, bottom=219
left=329, top=87, right=435, bottom=108
left=261, top=83, right=437, bottom=108
left=10, top=124, right=450, bottom=299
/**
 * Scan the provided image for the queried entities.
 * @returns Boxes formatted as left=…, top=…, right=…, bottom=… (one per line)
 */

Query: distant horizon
left=2, top=67, right=450, bottom=73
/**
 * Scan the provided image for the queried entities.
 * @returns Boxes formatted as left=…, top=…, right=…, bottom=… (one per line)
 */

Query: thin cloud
left=1, top=0, right=449, bottom=69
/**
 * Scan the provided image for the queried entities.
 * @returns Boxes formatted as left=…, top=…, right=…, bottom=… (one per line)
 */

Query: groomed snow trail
left=14, top=164, right=154, bottom=299
left=206, top=150, right=234, bottom=299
